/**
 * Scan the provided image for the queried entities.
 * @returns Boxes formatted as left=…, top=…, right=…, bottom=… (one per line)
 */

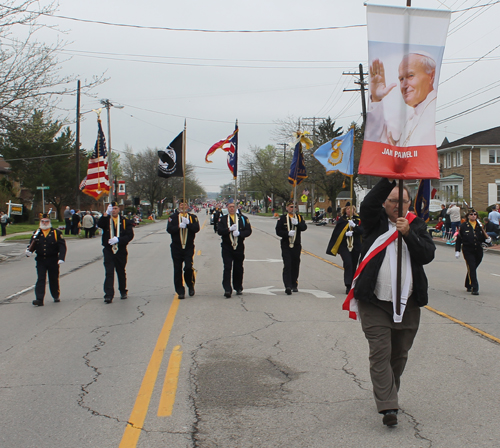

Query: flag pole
left=397, top=0, right=411, bottom=315
left=234, top=119, right=238, bottom=204
left=183, top=119, right=186, bottom=208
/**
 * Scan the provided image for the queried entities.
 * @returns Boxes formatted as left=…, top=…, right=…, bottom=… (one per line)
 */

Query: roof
left=438, top=126, right=500, bottom=151
left=0, top=157, right=11, bottom=175
left=440, top=173, right=464, bottom=181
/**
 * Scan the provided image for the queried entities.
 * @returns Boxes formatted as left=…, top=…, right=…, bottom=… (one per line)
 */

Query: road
left=1, top=213, right=500, bottom=447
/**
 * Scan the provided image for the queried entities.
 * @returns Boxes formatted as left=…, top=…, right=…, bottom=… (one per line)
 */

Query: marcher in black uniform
left=98, top=202, right=134, bottom=303
left=455, top=209, right=490, bottom=295
left=217, top=201, right=252, bottom=298
left=26, top=214, right=67, bottom=306
left=167, top=200, right=200, bottom=299
left=213, top=207, right=221, bottom=233
left=326, top=202, right=363, bottom=293
left=276, top=200, right=307, bottom=295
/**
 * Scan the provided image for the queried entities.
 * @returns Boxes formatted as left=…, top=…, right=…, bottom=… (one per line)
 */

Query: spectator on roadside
left=487, top=205, right=500, bottom=233
left=63, top=206, right=72, bottom=235
left=428, top=216, right=444, bottom=238
left=446, top=202, right=461, bottom=235
left=483, top=217, right=499, bottom=242
left=82, top=211, right=94, bottom=238
left=71, top=210, right=81, bottom=235
left=0, top=211, right=9, bottom=236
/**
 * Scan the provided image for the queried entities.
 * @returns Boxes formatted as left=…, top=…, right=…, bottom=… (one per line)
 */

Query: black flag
left=158, top=131, right=184, bottom=178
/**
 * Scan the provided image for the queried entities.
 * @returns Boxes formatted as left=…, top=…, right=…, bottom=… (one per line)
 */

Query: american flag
left=205, top=122, right=238, bottom=178
left=82, top=118, right=110, bottom=200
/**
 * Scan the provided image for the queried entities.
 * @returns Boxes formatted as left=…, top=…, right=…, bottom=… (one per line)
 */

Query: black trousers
left=84, top=228, right=92, bottom=238
left=65, top=218, right=71, bottom=235
left=339, top=246, right=361, bottom=288
left=463, top=247, right=483, bottom=292
left=281, top=244, right=302, bottom=289
left=103, top=246, right=128, bottom=298
left=35, top=258, right=60, bottom=302
left=171, top=244, right=195, bottom=295
left=221, top=245, right=244, bottom=293
left=1, top=223, right=6, bottom=236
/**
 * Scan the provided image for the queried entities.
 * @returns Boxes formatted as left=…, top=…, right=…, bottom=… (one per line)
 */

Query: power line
left=436, top=95, right=500, bottom=124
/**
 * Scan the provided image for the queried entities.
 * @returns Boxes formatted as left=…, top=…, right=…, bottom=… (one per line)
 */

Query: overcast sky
left=27, top=0, right=500, bottom=191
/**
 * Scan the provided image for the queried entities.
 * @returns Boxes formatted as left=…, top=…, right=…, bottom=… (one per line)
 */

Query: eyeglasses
left=386, top=199, right=410, bottom=204
left=40, top=220, right=50, bottom=223
left=468, top=213, right=478, bottom=216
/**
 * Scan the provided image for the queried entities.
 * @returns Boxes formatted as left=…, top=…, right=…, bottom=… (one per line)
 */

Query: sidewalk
left=432, top=235, right=500, bottom=254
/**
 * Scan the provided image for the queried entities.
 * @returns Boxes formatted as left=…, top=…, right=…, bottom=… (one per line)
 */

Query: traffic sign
left=301, top=195, right=308, bottom=202
left=37, top=186, right=50, bottom=190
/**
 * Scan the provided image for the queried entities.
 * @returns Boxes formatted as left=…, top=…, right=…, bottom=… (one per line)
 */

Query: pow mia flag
left=158, top=131, right=184, bottom=178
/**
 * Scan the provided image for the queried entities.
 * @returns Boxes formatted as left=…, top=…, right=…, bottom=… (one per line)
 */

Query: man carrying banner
left=217, top=199, right=252, bottom=298
left=346, top=178, right=435, bottom=426
left=167, top=199, right=200, bottom=299
left=26, top=214, right=67, bottom=306
left=98, top=202, right=134, bottom=304
left=276, top=200, right=307, bottom=295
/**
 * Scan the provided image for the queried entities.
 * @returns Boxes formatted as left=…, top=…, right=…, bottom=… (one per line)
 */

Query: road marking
left=301, top=249, right=343, bottom=270
left=158, top=345, right=183, bottom=416
left=425, top=306, right=500, bottom=345
left=119, top=296, right=180, bottom=448
left=243, top=286, right=334, bottom=298
left=491, top=273, right=500, bottom=277
left=245, top=258, right=282, bottom=263
left=197, top=250, right=201, bottom=256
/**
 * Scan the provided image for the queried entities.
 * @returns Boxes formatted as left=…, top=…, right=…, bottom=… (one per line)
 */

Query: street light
left=100, top=99, right=124, bottom=202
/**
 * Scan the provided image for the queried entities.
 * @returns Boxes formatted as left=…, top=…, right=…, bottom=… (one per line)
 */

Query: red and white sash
left=342, top=212, right=416, bottom=321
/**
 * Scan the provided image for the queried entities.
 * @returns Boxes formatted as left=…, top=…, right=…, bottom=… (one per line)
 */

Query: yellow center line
left=425, top=306, right=500, bottom=345
left=197, top=249, right=201, bottom=256
left=119, top=297, right=180, bottom=448
left=302, top=248, right=500, bottom=346
left=301, top=249, right=344, bottom=270
left=200, top=215, right=208, bottom=230
left=158, top=345, right=183, bottom=416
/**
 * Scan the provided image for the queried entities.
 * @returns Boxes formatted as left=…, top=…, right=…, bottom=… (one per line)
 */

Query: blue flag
left=414, top=179, right=431, bottom=223
left=288, top=141, right=307, bottom=186
left=313, top=128, right=354, bottom=176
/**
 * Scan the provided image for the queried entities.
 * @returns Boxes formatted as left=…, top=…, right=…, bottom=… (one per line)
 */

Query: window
left=489, top=149, right=500, bottom=164
left=446, top=153, right=451, bottom=168
left=456, top=150, right=462, bottom=166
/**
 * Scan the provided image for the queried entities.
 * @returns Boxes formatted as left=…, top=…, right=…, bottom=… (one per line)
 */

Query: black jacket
left=217, top=212, right=252, bottom=251
left=354, top=178, right=435, bottom=307
left=326, top=214, right=363, bottom=256
left=29, top=228, right=67, bottom=261
left=167, top=211, right=200, bottom=247
left=97, top=215, right=134, bottom=248
left=276, top=213, right=307, bottom=247
left=456, top=220, right=486, bottom=253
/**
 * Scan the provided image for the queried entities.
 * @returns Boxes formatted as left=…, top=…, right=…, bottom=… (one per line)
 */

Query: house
left=437, top=126, right=500, bottom=211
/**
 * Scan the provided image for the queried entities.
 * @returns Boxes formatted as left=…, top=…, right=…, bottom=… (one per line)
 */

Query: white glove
left=182, top=217, right=190, bottom=225
left=348, top=220, right=356, bottom=227
left=58, top=260, right=64, bottom=265
left=230, top=224, right=238, bottom=231
left=288, top=230, right=296, bottom=237
left=233, top=230, right=240, bottom=237
left=25, top=250, right=32, bottom=257
left=455, top=252, right=460, bottom=259
left=346, top=231, right=353, bottom=237
left=108, top=237, right=119, bottom=245
left=486, top=238, right=492, bottom=243
left=291, top=218, right=299, bottom=226
left=106, top=204, right=113, bottom=215
left=179, top=222, right=187, bottom=228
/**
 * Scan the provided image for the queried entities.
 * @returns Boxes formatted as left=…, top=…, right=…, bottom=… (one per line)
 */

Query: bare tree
left=0, top=1, right=105, bottom=134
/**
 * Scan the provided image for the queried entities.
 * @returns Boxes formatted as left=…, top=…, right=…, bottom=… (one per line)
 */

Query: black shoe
left=466, top=287, right=472, bottom=292
left=32, top=300, right=44, bottom=306
left=189, top=287, right=195, bottom=297
left=120, top=290, right=128, bottom=300
left=471, top=290, right=479, bottom=295
left=292, top=287, right=298, bottom=293
left=382, top=409, right=398, bottom=427
left=104, top=296, right=113, bottom=304
left=285, top=287, right=292, bottom=295
left=53, top=297, right=61, bottom=303
left=224, top=291, right=232, bottom=299
left=236, top=290, right=243, bottom=295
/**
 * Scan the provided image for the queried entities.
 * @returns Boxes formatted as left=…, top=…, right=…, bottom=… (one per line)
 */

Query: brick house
left=437, top=126, right=500, bottom=211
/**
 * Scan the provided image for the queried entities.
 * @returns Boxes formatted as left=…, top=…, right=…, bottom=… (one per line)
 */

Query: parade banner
left=313, top=128, right=354, bottom=176
left=158, top=131, right=184, bottom=178
left=359, top=5, right=451, bottom=179
left=205, top=123, right=238, bottom=179
left=82, top=118, right=110, bottom=200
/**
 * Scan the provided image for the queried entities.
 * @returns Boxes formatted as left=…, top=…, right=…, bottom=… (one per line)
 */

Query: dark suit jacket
left=354, top=178, right=435, bottom=307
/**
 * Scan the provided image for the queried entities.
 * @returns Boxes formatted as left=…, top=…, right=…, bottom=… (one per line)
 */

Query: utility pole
left=100, top=99, right=124, bottom=203
left=277, top=143, right=288, bottom=168
left=343, top=64, right=368, bottom=128
left=76, top=80, right=81, bottom=209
